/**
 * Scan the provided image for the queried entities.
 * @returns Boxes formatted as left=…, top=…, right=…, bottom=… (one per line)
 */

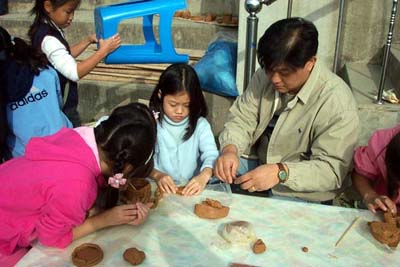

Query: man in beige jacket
left=215, top=17, right=359, bottom=202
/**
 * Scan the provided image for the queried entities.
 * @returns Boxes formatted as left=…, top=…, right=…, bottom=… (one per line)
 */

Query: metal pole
left=287, top=0, right=293, bottom=18
left=377, top=0, right=398, bottom=104
left=244, top=0, right=263, bottom=91
left=333, top=0, right=345, bottom=73
left=243, top=0, right=279, bottom=91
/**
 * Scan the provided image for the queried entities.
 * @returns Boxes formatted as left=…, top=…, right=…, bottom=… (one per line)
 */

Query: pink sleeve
left=353, top=145, right=381, bottom=181
left=36, top=181, right=96, bottom=248
left=353, top=125, right=400, bottom=181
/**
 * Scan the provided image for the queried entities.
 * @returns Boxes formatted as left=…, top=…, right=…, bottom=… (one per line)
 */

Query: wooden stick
left=335, top=217, right=360, bottom=247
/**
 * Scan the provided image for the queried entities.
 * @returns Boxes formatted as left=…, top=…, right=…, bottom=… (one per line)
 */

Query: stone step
left=0, top=9, right=238, bottom=51
left=340, top=62, right=400, bottom=145
left=77, top=78, right=234, bottom=136
left=8, top=0, right=239, bottom=15
left=387, top=44, right=400, bottom=96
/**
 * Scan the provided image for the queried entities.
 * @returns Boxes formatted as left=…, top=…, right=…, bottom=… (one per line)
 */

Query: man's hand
left=234, top=164, right=280, bottom=192
left=214, top=145, right=239, bottom=184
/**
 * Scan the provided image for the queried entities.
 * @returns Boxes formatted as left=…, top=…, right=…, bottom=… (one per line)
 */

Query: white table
left=17, top=184, right=399, bottom=267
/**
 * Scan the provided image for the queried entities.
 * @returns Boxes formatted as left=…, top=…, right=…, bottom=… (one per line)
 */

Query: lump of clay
left=175, top=186, right=185, bottom=195
left=368, top=221, right=400, bottom=248
left=194, top=198, right=229, bottom=219
left=368, top=211, right=400, bottom=248
left=121, top=178, right=152, bottom=204
left=383, top=211, right=397, bottom=225
left=252, top=239, right=266, bottom=254
left=221, top=221, right=256, bottom=244
left=71, top=243, right=103, bottom=267
left=205, top=13, right=217, bottom=22
left=123, top=247, right=146, bottom=266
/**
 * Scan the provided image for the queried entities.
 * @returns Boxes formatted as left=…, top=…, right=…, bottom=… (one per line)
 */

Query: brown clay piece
left=121, top=178, right=152, bottom=204
left=176, top=186, right=185, bottom=195
left=181, top=10, right=191, bottom=19
left=231, top=16, right=239, bottom=25
left=150, top=186, right=163, bottom=209
left=71, top=243, right=103, bottom=267
left=252, top=239, right=266, bottom=254
left=194, top=198, right=229, bottom=219
left=222, top=14, right=232, bottom=24
left=383, top=211, right=397, bottom=225
left=205, top=13, right=217, bottom=22
left=302, top=246, right=309, bottom=253
left=191, top=15, right=205, bottom=22
left=368, top=221, right=400, bottom=248
left=174, top=11, right=183, bottom=17
left=123, top=247, right=146, bottom=266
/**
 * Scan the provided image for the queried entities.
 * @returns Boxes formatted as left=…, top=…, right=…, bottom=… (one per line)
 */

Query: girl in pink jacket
left=352, top=124, right=400, bottom=215
left=0, top=102, right=157, bottom=266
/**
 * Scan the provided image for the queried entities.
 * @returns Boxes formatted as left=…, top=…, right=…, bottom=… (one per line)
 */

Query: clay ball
left=123, top=247, right=146, bottom=266
left=252, top=239, right=266, bottom=254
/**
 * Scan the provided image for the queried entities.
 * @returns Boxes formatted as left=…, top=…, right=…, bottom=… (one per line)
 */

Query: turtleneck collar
left=163, top=115, right=189, bottom=126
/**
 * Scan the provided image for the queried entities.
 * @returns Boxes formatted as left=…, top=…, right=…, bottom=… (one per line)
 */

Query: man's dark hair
left=257, top=17, right=318, bottom=72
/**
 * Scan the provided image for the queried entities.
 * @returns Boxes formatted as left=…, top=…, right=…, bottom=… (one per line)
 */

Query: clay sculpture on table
left=120, top=178, right=165, bottom=209
left=194, top=198, right=229, bottom=219
left=121, top=178, right=152, bottom=204
left=368, top=211, right=400, bottom=248
left=71, top=243, right=104, bottom=267
left=252, top=239, right=266, bottom=254
left=123, top=247, right=146, bottom=266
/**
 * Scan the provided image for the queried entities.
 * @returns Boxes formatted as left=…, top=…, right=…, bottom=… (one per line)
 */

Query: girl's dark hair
left=28, top=0, right=81, bottom=41
left=149, top=63, right=208, bottom=141
left=0, top=72, right=8, bottom=162
left=94, top=102, right=157, bottom=209
left=257, top=17, right=318, bottom=72
left=0, top=26, right=47, bottom=74
left=385, top=132, right=400, bottom=199
left=0, top=26, right=10, bottom=162
left=0, top=26, right=48, bottom=162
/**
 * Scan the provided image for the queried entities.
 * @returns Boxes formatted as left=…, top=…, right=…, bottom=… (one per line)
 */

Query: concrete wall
left=236, top=0, right=400, bottom=93
left=80, top=0, right=240, bottom=15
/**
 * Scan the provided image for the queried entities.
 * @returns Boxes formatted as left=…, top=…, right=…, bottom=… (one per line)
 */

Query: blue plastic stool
left=94, top=0, right=189, bottom=64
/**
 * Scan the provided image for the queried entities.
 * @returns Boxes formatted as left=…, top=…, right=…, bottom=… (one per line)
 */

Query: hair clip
left=108, top=173, right=127, bottom=189
left=144, top=149, right=153, bottom=165
left=152, top=110, right=160, bottom=120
